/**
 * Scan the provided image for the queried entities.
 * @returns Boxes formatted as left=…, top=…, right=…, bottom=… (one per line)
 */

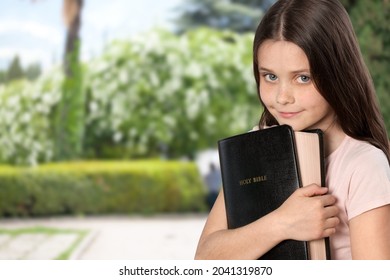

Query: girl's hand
left=274, top=184, right=340, bottom=241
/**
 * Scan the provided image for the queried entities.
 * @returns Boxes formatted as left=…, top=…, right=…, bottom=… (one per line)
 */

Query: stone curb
left=68, top=229, right=99, bottom=260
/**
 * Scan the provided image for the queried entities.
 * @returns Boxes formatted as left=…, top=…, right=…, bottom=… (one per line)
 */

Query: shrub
left=84, top=28, right=259, bottom=159
left=0, top=28, right=259, bottom=165
left=0, top=72, right=63, bottom=165
left=0, top=160, right=207, bottom=217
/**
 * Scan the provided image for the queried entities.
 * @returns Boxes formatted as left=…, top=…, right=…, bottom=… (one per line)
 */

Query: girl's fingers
left=323, top=204, right=340, bottom=217
left=299, top=184, right=328, bottom=197
left=322, top=227, right=337, bottom=237
left=319, top=194, right=337, bottom=207
left=324, top=216, right=340, bottom=229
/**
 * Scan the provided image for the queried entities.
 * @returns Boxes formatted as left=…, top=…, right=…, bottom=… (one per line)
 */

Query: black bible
left=218, top=125, right=331, bottom=260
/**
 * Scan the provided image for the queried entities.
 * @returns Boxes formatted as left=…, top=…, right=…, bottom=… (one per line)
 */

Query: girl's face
left=257, top=40, right=336, bottom=132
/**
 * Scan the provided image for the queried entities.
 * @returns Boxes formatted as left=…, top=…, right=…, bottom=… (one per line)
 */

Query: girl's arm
left=350, top=204, right=390, bottom=259
left=195, top=184, right=339, bottom=259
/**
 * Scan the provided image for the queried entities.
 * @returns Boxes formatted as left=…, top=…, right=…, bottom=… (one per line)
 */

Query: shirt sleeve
left=346, top=149, right=390, bottom=220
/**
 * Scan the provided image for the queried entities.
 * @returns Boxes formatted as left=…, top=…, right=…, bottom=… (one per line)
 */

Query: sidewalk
left=0, top=214, right=208, bottom=260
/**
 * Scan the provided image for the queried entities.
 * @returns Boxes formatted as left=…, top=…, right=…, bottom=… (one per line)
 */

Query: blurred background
left=0, top=0, right=388, bottom=256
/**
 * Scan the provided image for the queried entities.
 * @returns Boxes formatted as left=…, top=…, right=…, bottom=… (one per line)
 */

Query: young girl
left=195, top=0, right=390, bottom=260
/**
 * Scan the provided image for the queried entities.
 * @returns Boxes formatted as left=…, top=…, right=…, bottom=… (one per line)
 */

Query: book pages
left=294, top=131, right=327, bottom=260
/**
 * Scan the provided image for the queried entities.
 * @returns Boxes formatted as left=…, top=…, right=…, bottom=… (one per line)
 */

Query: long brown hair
left=253, top=0, right=390, bottom=162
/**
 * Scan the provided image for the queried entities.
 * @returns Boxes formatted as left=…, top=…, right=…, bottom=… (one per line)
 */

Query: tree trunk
left=63, top=0, right=83, bottom=76
left=53, top=0, right=85, bottom=160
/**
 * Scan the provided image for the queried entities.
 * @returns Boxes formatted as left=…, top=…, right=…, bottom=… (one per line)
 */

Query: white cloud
left=84, top=1, right=128, bottom=31
left=81, top=0, right=173, bottom=62
left=0, top=0, right=183, bottom=70
left=0, top=19, right=62, bottom=45
left=83, top=0, right=177, bottom=38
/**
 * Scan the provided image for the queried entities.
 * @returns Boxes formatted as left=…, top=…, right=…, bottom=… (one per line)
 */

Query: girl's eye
left=264, top=74, right=278, bottom=82
left=297, top=75, right=311, bottom=83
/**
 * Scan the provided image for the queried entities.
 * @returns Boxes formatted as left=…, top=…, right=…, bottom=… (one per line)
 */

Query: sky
left=0, top=0, right=183, bottom=70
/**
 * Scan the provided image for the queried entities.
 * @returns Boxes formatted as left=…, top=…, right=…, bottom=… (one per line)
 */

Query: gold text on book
left=239, top=175, right=267, bottom=186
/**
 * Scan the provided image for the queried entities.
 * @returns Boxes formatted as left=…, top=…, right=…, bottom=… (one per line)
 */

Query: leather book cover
left=218, top=125, right=330, bottom=260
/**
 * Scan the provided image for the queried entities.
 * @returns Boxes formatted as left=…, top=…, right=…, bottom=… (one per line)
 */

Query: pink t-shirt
left=250, top=126, right=390, bottom=259
left=326, top=135, right=390, bottom=259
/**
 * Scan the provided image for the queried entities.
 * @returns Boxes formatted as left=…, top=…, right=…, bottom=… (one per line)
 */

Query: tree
left=3, top=58, right=41, bottom=84
left=53, top=0, right=85, bottom=160
left=62, top=0, right=83, bottom=77
left=24, top=62, right=42, bottom=81
left=348, top=0, right=390, bottom=133
left=339, top=0, right=359, bottom=12
left=0, top=70, right=5, bottom=84
left=30, top=0, right=86, bottom=160
left=173, top=0, right=274, bottom=33
left=7, top=55, right=24, bottom=82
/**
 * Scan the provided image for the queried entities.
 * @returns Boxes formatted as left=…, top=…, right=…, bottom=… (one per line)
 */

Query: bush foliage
left=0, top=27, right=388, bottom=165
left=83, top=28, right=259, bottom=160
left=0, top=72, right=63, bottom=165
left=0, top=28, right=259, bottom=165
left=0, top=160, right=206, bottom=217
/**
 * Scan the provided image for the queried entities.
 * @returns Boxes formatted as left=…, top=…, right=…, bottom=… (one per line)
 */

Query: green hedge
left=0, top=160, right=207, bottom=217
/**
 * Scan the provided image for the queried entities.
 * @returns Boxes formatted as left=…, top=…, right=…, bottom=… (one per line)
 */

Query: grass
left=0, top=226, right=89, bottom=260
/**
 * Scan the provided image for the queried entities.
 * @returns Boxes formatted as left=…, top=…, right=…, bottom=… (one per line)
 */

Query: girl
left=195, top=0, right=390, bottom=260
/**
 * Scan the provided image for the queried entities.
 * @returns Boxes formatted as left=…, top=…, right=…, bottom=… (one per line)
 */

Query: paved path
left=0, top=214, right=208, bottom=260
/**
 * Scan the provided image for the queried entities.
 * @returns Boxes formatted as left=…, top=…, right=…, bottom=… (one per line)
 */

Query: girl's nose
left=276, top=85, right=294, bottom=105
